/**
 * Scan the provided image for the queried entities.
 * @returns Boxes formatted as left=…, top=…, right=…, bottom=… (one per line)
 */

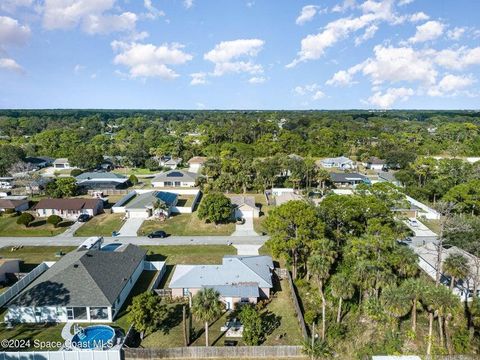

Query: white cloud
left=326, top=67, right=361, bottom=86
left=0, top=16, right=31, bottom=46
left=355, top=24, right=378, bottom=45
left=398, top=0, right=414, bottom=5
left=190, top=72, right=207, bottom=85
left=112, top=41, right=193, bottom=80
left=296, top=5, right=322, bottom=25
left=447, top=27, right=466, bottom=41
left=433, top=47, right=480, bottom=70
left=294, top=83, right=325, bottom=100
left=427, top=74, right=475, bottom=97
left=408, top=20, right=444, bottom=43
left=204, top=39, right=265, bottom=76
left=144, top=0, right=164, bottom=19
left=196, top=102, right=205, bottom=109
left=246, top=2, right=255, bottom=8
left=248, top=76, right=266, bottom=84
left=0, top=57, right=23, bottom=73
left=409, top=12, right=429, bottom=23
left=83, top=12, right=137, bottom=35
left=288, top=0, right=399, bottom=67
left=74, top=64, right=85, bottom=74
left=368, top=87, right=414, bottom=108
left=183, top=0, right=194, bottom=9
left=331, top=0, right=356, bottom=13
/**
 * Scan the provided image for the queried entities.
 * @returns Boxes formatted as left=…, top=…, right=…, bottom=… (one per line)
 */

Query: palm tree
left=390, top=246, right=419, bottom=278
left=381, top=285, right=411, bottom=329
left=308, top=240, right=336, bottom=340
left=191, top=288, right=223, bottom=346
left=401, top=278, right=426, bottom=333
left=330, top=271, right=355, bottom=323
left=443, top=253, right=470, bottom=290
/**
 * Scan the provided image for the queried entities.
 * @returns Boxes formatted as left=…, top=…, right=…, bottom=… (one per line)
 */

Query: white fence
left=0, top=262, right=53, bottom=307
left=0, top=351, right=120, bottom=360
left=405, top=195, right=440, bottom=220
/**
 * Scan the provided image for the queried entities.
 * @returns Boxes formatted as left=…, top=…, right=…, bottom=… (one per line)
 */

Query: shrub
left=129, top=174, right=139, bottom=185
left=70, top=169, right=83, bottom=177
left=4, top=209, right=15, bottom=214
left=17, top=212, right=34, bottom=227
left=47, top=214, right=63, bottom=228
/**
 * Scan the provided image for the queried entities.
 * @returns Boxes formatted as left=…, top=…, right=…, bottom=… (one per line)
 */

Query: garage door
left=127, top=210, right=148, bottom=219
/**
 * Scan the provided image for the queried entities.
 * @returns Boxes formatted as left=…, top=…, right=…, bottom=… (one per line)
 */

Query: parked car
left=78, top=214, right=91, bottom=222
left=408, top=219, right=419, bottom=227
left=236, top=217, right=245, bottom=225
left=147, top=230, right=167, bottom=238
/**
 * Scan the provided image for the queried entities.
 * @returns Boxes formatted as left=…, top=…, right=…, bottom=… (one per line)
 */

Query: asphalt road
left=0, top=235, right=269, bottom=247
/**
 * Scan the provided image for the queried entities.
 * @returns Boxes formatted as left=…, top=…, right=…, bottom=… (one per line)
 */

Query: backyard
left=0, top=216, right=68, bottom=237
left=0, top=321, right=65, bottom=351
left=0, top=246, right=76, bottom=271
left=138, top=213, right=235, bottom=236
left=74, top=213, right=125, bottom=236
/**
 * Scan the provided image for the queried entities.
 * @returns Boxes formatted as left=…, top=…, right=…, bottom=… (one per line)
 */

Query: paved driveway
left=58, top=221, right=85, bottom=238
left=231, top=217, right=258, bottom=237
left=118, top=218, right=144, bottom=236
left=234, top=244, right=261, bottom=255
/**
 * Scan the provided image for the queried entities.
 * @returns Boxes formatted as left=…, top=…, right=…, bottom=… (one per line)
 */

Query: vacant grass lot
left=0, top=246, right=76, bottom=271
left=74, top=213, right=125, bottom=236
left=138, top=213, right=235, bottom=236
left=0, top=216, right=67, bottom=237
left=141, top=279, right=302, bottom=348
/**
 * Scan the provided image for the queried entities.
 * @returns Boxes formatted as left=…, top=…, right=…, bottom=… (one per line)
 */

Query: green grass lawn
left=0, top=246, right=77, bottom=272
left=74, top=213, right=125, bottom=237
left=420, top=218, right=441, bottom=234
left=113, top=167, right=158, bottom=176
left=141, top=279, right=302, bottom=348
left=138, top=213, right=235, bottom=236
left=0, top=216, right=67, bottom=237
left=0, top=322, right=65, bottom=351
left=143, top=245, right=235, bottom=265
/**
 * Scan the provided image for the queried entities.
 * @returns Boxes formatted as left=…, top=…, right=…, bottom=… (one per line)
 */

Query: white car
left=0, top=182, right=12, bottom=189
left=408, top=219, right=419, bottom=227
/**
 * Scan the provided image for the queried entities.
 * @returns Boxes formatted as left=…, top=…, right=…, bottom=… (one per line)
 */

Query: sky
left=0, top=0, right=480, bottom=110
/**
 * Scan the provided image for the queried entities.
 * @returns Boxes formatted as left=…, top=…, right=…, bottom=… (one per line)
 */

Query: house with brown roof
left=0, top=199, right=29, bottom=213
left=187, top=156, right=208, bottom=173
left=34, top=198, right=103, bottom=220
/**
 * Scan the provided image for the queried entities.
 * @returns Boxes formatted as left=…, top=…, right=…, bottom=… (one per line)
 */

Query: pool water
left=101, top=243, right=122, bottom=252
left=71, top=325, right=116, bottom=349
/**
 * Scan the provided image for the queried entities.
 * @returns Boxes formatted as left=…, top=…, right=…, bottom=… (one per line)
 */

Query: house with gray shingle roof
left=120, top=191, right=178, bottom=219
left=75, top=171, right=129, bottom=190
left=318, top=156, right=354, bottom=170
left=169, top=255, right=274, bottom=310
left=152, top=169, right=200, bottom=188
left=5, top=244, right=146, bottom=323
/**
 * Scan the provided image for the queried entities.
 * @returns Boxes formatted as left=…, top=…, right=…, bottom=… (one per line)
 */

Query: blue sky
left=0, top=0, right=479, bottom=109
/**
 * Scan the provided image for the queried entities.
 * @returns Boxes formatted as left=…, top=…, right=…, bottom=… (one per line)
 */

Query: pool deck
left=61, top=321, right=74, bottom=342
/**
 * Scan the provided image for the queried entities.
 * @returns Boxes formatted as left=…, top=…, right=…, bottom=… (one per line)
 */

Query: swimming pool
left=71, top=325, right=116, bottom=349
left=101, top=243, right=122, bottom=252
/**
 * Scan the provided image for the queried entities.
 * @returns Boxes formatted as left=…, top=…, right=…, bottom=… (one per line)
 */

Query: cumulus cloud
left=248, top=76, right=266, bottom=84
left=331, top=0, right=356, bottom=13
left=296, top=5, right=322, bottom=25
left=190, top=72, right=207, bottom=85
left=408, top=20, right=444, bottom=43
left=288, top=0, right=400, bottom=67
left=294, top=83, right=325, bottom=100
left=398, top=0, right=414, bottom=5
left=144, top=0, right=164, bottom=19
left=427, top=74, right=475, bottom=97
left=447, top=27, right=466, bottom=41
left=111, top=41, right=193, bottom=79
left=326, top=65, right=362, bottom=86
left=204, top=38, right=265, bottom=76
left=409, top=12, right=429, bottom=23
left=368, top=87, right=414, bottom=108
left=433, top=47, right=480, bottom=70
left=0, top=57, right=24, bottom=73
left=0, top=16, right=31, bottom=45
left=183, top=0, right=194, bottom=9
left=355, top=24, right=378, bottom=45
left=83, top=12, right=137, bottom=35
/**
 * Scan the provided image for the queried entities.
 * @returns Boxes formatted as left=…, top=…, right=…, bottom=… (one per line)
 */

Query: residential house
left=364, top=157, right=386, bottom=171
left=0, top=259, right=20, bottom=283
left=330, top=172, right=369, bottom=187
left=119, top=191, right=178, bottom=219
left=187, top=156, right=208, bottom=173
left=5, top=244, right=146, bottom=323
left=34, top=198, right=103, bottom=220
left=0, top=199, right=29, bottom=213
left=378, top=171, right=402, bottom=187
left=152, top=170, right=199, bottom=188
left=24, top=157, right=54, bottom=169
left=52, top=158, right=72, bottom=170
left=231, top=196, right=260, bottom=218
left=169, top=255, right=274, bottom=310
left=318, top=156, right=354, bottom=170
left=75, top=172, right=129, bottom=190
left=158, top=156, right=182, bottom=169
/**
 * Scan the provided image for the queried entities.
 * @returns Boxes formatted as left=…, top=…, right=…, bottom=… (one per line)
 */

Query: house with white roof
left=169, top=255, right=274, bottom=310
left=75, top=171, right=129, bottom=190
left=318, top=156, right=354, bottom=170
left=152, top=170, right=199, bottom=188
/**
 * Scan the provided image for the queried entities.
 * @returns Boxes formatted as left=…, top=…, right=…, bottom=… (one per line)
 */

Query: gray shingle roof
left=9, top=244, right=146, bottom=307
left=124, top=191, right=178, bottom=210
left=205, top=284, right=259, bottom=298
left=76, top=172, right=128, bottom=182
left=230, top=196, right=259, bottom=210
left=152, top=170, right=199, bottom=183
left=169, top=255, right=273, bottom=290
left=330, top=172, right=367, bottom=182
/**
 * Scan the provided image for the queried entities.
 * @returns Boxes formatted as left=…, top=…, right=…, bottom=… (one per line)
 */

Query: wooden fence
left=283, top=268, right=309, bottom=340
left=124, top=345, right=304, bottom=359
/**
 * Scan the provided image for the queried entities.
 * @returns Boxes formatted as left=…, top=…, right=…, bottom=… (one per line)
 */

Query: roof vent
left=73, top=264, right=79, bottom=268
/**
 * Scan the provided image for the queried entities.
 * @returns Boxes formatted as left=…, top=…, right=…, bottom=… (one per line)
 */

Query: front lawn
left=143, top=245, right=235, bottom=265
left=0, top=246, right=76, bottom=272
left=0, top=216, right=67, bottom=237
left=138, top=213, right=235, bottom=236
left=140, top=278, right=302, bottom=348
left=74, top=213, right=125, bottom=237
